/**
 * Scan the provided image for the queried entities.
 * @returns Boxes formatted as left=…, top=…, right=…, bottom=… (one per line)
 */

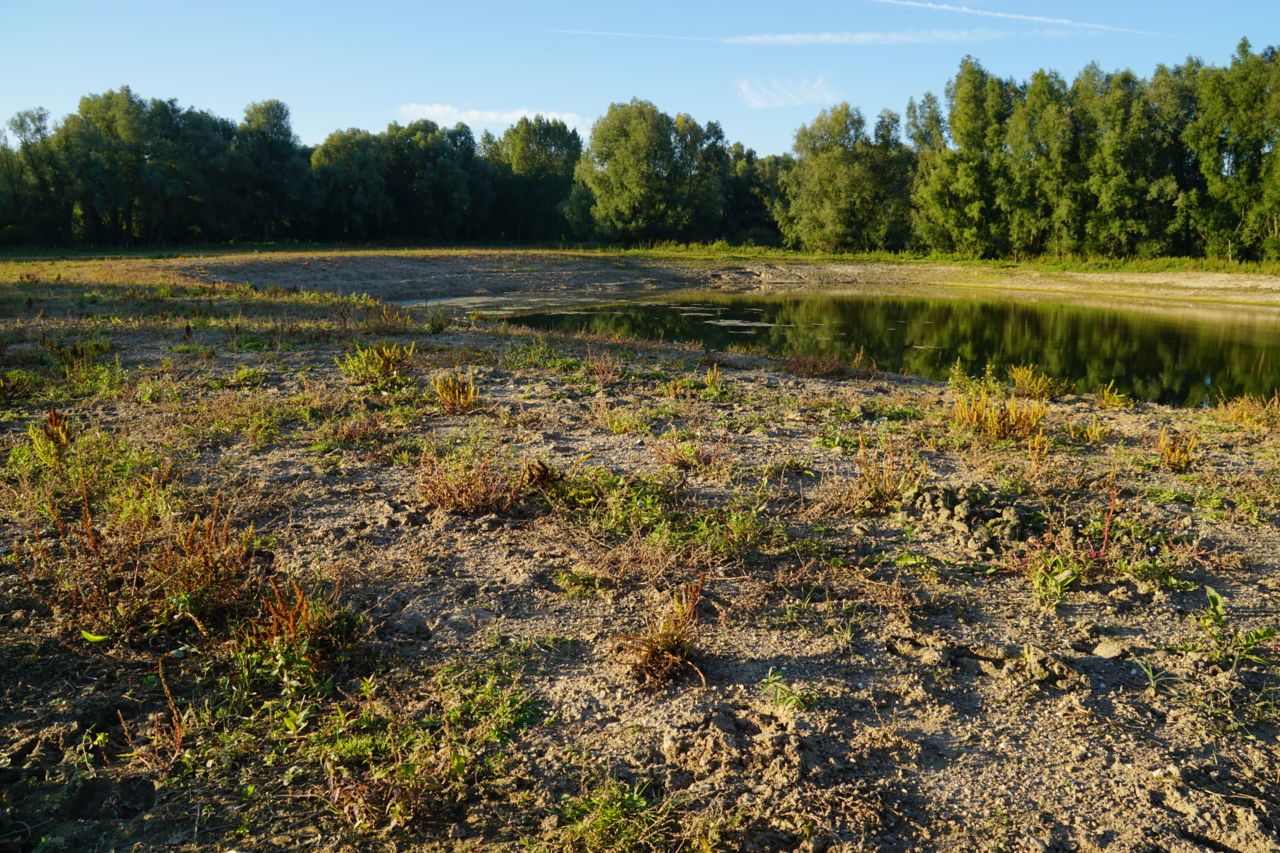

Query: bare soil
left=1, top=252, right=1278, bottom=852
left=180, top=250, right=1280, bottom=310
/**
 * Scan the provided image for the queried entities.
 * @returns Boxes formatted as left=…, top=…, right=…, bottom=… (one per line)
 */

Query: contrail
left=866, top=0, right=1163, bottom=37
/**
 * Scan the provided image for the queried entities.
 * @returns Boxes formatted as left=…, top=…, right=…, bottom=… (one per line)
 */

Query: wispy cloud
left=867, top=0, right=1160, bottom=36
left=398, top=103, right=587, bottom=134
left=738, top=76, right=839, bottom=109
left=550, top=27, right=1019, bottom=46
left=726, top=28, right=1012, bottom=45
left=548, top=29, right=719, bottom=43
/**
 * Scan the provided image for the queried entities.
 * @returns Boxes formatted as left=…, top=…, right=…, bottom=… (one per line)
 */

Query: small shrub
left=418, top=454, right=523, bottom=515
left=652, top=435, right=716, bottom=471
left=1095, top=380, right=1131, bottom=410
left=1027, top=552, right=1083, bottom=608
left=430, top=370, right=478, bottom=414
left=1215, top=393, right=1280, bottom=430
left=0, top=369, right=36, bottom=404
left=1066, top=416, right=1112, bottom=445
left=811, top=434, right=928, bottom=517
left=1183, top=586, right=1277, bottom=672
left=952, top=390, right=1046, bottom=441
left=331, top=413, right=391, bottom=447
left=313, top=659, right=537, bottom=831
left=43, top=333, right=111, bottom=379
left=336, top=342, right=417, bottom=389
left=659, top=377, right=696, bottom=399
left=787, top=354, right=845, bottom=378
left=1156, top=427, right=1198, bottom=471
left=1008, top=364, right=1066, bottom=400
left=14, top=496, right=259, bottom=639
left=585, top=347, right=622, bottom=383
left=703, top=363, right=723, bottom=391
left=618, top=578, right=705, bottom=687
left=424, top=306, right=452, bottom=334
left=948, top=361, right=1004, bottom=396
left=1026, top=430, right=1050, bottom=464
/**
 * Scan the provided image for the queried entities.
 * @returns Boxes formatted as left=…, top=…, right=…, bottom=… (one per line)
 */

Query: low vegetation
left=1, top=252, right=1277, bottom=851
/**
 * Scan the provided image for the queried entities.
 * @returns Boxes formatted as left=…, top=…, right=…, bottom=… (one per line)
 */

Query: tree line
left=1, top=38, right=1277, bottom=259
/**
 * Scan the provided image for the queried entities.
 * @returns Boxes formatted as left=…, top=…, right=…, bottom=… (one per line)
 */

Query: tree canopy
left=2, top=39, right=1278, bottom=259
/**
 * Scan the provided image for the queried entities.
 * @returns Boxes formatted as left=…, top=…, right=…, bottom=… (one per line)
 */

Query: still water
left=513, top=291, right=1280, bottom=406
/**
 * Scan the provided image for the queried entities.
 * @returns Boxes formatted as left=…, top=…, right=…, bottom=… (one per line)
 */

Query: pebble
left=1093, top=638, right=1126, bottom=659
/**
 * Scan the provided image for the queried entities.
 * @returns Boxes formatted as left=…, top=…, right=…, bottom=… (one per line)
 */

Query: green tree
left=1186, top=39, right=1280, bottom=259
left=383, top=120, right=491, bottom=241
left=574, top=99, right=726, bottom=241
left=139, top=100, right=238, bottom=243
left=908, top=59, right=1014, bottom=257
left=720, top=142, right=783, bottom=244
left=996, top=70, right=1083, bottom=257
left=484, top=116, right=581, bottom=241
left=778, top=104, right=911, bottom=251
left=57, top=87, right=150, bottom=244
left=1081, top=69, right=1158, bottom=256
left=310, top=129, right=390, bottom=241
left=233, top=100, right=311, bottom=241
left=4, top=110, right=74, bottom=244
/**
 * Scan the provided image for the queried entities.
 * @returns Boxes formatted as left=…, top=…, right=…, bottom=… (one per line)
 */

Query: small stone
left=1093, top=639, right=1126, bottom=659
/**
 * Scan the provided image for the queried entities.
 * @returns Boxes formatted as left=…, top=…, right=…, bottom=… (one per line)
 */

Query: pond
left=511, top=290, right=1280, bottom=406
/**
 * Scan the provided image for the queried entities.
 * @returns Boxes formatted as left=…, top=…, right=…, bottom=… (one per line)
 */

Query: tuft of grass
left=759, top=668, right=818, bottom=710
left=1095, top=380, right=1131, bottom=410
left=593, top=401, right=653, bottom=435
left=618, top=578, right=706, bottom=688
left=430, top=369, right=478, bottom=414
left=1156, top=426, right=1198, bottom=471
left=1008, top=364, right=1066, bottom=400
left=585, top=347, right=622, bottom=383
left=952, top=390, right=1046, bottom=441
left=1214, top=392, right=1280, bottom=430
left=418, top=453, right=524, bottom=515
left=810, top=435, right=927, bottom=516
left=552, top=568, right=612, bottom=599
left=14, top=495, right=258, bottom=639
left=1066, top=416, right=1112, bottom=445
left=652, top=434, right=716, bottom=471
left=787, top=354, right=846, bottom=378
left=336, top=342, right=417, bottom=389
left=557, top=780, right=675, bottom=852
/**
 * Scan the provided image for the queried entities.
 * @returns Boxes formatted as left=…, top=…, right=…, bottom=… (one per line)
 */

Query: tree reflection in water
left=516, top=293, right=1280, bottom=406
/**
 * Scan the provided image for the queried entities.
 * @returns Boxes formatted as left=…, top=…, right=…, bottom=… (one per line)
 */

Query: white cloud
left=866, top=1, right=1159, bottom=36
left=725, top=28, right=1012, bottom=45
left=737, top=76, right=840, bottom=109
left=398, top=103, right=587, bottom=134
left=550, top=27, right=1034, bottom=46
left=548, top=29, right=718, bottom=43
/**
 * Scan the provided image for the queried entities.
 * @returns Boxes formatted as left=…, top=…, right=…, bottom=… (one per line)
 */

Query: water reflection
left=514, top=292, right=1280, bottom=406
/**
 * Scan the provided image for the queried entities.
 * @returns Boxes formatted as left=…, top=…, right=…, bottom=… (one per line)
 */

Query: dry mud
left=1, top=253, right=1278, bottom=851
left=180, top=250, right=1280, bottom=310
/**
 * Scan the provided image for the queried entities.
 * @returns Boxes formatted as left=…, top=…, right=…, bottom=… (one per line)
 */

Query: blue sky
left=2, top=1, right=1276, bottom=155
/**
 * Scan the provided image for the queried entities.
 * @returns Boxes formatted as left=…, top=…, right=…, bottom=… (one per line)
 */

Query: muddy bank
left=179, top=250, right=1280, bottom=311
